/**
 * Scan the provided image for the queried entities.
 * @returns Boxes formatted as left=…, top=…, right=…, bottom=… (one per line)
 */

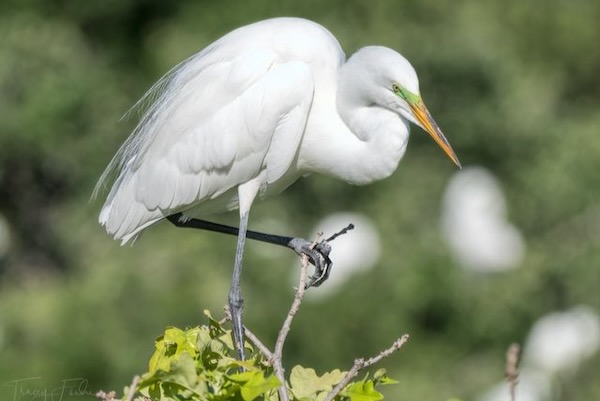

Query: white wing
left=97, top=43, right=315, bottom=243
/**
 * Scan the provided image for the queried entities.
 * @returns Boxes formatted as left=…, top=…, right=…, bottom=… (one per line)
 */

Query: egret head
left=348, top=46, right=461, bottom=168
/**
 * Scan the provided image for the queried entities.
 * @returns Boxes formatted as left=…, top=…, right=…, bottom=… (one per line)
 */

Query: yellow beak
left=410, top=100, right=461, bottom=168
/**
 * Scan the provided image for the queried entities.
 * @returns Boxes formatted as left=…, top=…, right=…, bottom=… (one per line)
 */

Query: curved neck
left=298, top=79, right=410, bottom=185
left=341, top=105, right=410, bottom=184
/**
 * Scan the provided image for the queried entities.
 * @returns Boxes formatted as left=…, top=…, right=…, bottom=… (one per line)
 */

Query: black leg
left=167, top=213, right=292, bottom=246
left=167, top=213, right=334, bottom=288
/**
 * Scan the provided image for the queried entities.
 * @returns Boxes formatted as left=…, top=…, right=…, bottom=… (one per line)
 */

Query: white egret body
left=96, top=17, right=460, bottom=358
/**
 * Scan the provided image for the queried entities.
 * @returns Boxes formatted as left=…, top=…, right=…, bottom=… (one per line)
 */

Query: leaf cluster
left=125, top=312, right=396, bottom=401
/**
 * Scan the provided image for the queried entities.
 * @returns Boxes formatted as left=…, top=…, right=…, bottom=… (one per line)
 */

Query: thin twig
left=274, top=254, right=310, bottom=356
left=363, top=335, right=410, bottom=366
left=505, top=343, right=520, bottom=401
left=274, top=234, right=320, bottom=358
left=95, top=390, right=116, bottom=401
left=323, top=334, right=410, bottom=401
left=125, top=375, right=140, bottom=401
left=271, top=235, right=319, bottom=401
left=325, top=223, right=355, bottom=242
left=218, top=310, right=229, bottom=326
left=221, top=306, right=273, bottom=361
left=273, top=255, right=309, bottom=401
left=244, top=325, right=274, bottom=361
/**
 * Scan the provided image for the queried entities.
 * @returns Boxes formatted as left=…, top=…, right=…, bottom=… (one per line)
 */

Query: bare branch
left=218, top=310, right=230, bottom=326
left=95, top=390, right=116, bottom=401
left=270, top=234, right=320, bottom=401
left=363, top=335, right=410, bottom=367
left=222, top=305, right=274, bottom=360
left=323, top=334, right=410, bottom=401
left=274, top=233, right=321, bottom=357
left=325, top=223, right=355, bottom=242
left=244, top=325, right=274, bottom=361
left=272, top=256, right=309, bottom=401
left=274, top=252, right=310, bottom=357
left=125, top=375, right=141, bottom=401
left=505, top=342, right=521, bottom=401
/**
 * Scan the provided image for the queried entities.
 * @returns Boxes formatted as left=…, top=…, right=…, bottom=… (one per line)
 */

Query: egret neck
left=298, top=91, right=410, bottom=186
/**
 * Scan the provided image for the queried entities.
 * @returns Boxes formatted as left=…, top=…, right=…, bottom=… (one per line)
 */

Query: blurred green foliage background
left=1, top=0, right=599, bottom=400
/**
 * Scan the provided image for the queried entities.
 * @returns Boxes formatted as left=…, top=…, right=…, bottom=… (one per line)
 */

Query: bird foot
left=287, top=238, right=332, bottom=288
left=288, top=223, right=355, bottom=289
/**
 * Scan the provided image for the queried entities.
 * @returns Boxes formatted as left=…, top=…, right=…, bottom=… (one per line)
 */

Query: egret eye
left=393, top=84, right=419, bottom=104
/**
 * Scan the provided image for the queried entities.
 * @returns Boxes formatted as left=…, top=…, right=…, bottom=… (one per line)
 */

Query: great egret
left=96, top=17, right=461, bottom=359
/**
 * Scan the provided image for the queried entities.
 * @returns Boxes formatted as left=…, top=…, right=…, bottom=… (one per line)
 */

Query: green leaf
left=164, top=351, right=198, bottom=388
left=148, top=334, right=169, bottom=374
left=377, top=376, right=399, bottom=385
left=372, top=369, right=386, bottom=381
left=228, top=370, right=259, bottom=382
left=217, top=355, right=248, bottom=371
left=148, top=326, right=201, bottom=375
left=217, top=331, right=236, bottom=352
left=240, top=371, right=281, bottom=401
left=372, top=369, right=399, bottom=386
left=289, top=366, right=346, bottom=399
left=342, top=380, right=384, bottom=401
left=197, top=325, right=214, bottom=350
left=164, top=326, right=200, bottom=357
left=147, top=383, right=161, bottom=400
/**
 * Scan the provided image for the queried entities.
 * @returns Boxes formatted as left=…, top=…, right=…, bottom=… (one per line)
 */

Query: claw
left=287, top=238, right=333, bottom=288
left=305, top=240, right=333, bottom=288
left=286, top=224, right=354, bottom=289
